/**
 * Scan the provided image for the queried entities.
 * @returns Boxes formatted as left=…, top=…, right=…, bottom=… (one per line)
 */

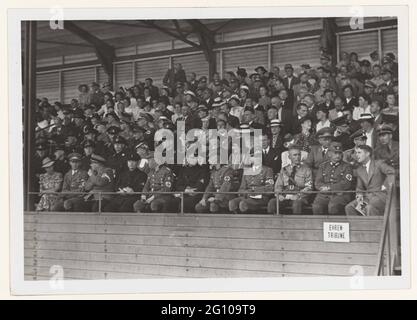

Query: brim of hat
left=69, top=158, right=81, bottom=162
left=378, top=131, right=392, bottom=135
left=318, top=134, right=333, bottom=138
left=91, top=159, right=105, bottom=164
left=42, top=161, right=55, bottom=168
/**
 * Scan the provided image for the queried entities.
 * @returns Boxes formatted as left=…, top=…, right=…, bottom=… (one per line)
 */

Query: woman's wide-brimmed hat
left=41, top=157, right=55, bottom=168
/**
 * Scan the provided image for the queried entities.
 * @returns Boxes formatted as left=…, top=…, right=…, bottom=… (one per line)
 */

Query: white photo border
left=9, top=5, right=410, bottom=295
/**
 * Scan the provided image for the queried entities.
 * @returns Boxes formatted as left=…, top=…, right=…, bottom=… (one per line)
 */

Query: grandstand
left=22, top=17, right=401, bottom=279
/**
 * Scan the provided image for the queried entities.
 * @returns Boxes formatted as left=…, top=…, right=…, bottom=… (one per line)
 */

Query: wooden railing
left=375, top=184, right=400, bottom=276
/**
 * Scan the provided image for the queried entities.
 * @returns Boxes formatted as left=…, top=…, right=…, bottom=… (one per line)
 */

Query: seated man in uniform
left=195, top=163, right=235, bottom=213
left=53, top=152, right=89, bottom=211
left=345, top=145, right=395, bottom=216
left=343, top=129, right=367, bottom=169
left=133, top=159, right=175, bottom=213
left=229, top=149, right=274, bottom=214
left=104, top=152, right=147, bottom=212
left=174, top=154, right=209, bottom=213
left=312, top=142, right=354, bottom=215
left=73, top=154, right=115, bottom=212
left=267, top=144, right=313, bottom=214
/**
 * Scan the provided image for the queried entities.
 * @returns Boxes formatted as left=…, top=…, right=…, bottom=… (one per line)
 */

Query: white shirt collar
left=364, top=159, right=371, bottom=172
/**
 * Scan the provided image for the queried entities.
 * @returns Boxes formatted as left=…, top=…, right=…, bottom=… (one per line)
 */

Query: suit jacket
left=176, top=114, right=202, bottom=132
left=84, top=166, right=115, bottom=200
left=163, top=68, right=187, bottom=90
left=355, top=160, right=395, bottom=198
left=342, top=97, right=359, bottom=110
left=262, top=147, right=282, bottom=176
left=278, top=106, right=294, bottom=135
left=283, top=76, right=300, bottom=90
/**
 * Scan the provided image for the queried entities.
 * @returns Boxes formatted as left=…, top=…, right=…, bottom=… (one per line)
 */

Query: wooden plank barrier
left=24, top=212, right=384, bottom=280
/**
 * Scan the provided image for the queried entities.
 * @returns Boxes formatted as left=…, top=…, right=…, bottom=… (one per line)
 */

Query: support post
left=23, top=21, right=37, bottom=210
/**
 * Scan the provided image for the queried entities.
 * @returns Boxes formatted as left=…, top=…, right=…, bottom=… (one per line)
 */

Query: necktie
left=290, top=165, right=297, bottom=179
left=322, top=148, right=327, bottom=157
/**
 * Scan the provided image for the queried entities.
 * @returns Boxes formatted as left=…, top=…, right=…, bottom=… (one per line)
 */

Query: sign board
left=323, top=222, right=350, bottom=242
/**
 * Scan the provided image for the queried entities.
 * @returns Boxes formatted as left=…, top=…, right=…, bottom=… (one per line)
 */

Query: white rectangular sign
left=323, top=222, right=350, bottom=243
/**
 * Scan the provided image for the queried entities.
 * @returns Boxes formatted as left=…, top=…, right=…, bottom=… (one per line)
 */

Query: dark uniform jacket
left=343, top=148, right=361, bottom=169
left=203, top=165, right=235, bottom=202
left=315, top=160, right=354, bottom=192
left=62, top=169, right=89, bottom=198
left=84, top=166, right=115, bottom=200
left=238, top=166, right=274, bottom=199
left=262, top=147, right=282, bottom=177
left=107, top=150, right=128, bottom=179
left=115, top=168, right=147, bottom=193
left=304, top=145, right=332, bottom=176
left=374, top=141, right=399, bottom=171
left=334, top=132, right=355, bottom=151
left=175, top=165, right=210, bottom=193
left=142, top=164, right=174, bottom=194
left=54, top=159, right=70, bottom=176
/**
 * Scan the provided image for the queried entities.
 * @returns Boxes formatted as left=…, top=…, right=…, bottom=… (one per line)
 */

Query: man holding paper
left=267, top=145, right=313, bottom=214
left=345, top=145, right=395, bottom=216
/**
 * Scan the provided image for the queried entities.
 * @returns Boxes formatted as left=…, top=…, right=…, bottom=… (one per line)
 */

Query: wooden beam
left=37, top=39, right=93, bottom=48
left=64, top=21, right=115, bottom=85
left=213, top=19, right=234, bottom=33
left=23, top=21, right=37, bottom=210
left=141, top=20, right=200, bottom=49
left=186, top=20, right=217, bottom=80
left=90, top=20, right=188, bottom=33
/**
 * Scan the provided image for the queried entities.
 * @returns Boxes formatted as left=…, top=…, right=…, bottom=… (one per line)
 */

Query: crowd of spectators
left=30, top=49, right=399, bottom=215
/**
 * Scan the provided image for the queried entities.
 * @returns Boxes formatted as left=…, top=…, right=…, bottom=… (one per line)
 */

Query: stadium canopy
left=34, top=19, right=237, bottom=82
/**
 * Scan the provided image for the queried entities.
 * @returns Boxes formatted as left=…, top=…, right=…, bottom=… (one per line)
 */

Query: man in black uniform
left=332, top=115, right=355, bottom=150
left=104, top=153, right=148, bottom=212
left=173, top=156, right=209, bottom=213
left=128, top=125, right=145, bottom=152
left=107, top=136, right=128, bottom=180
left=81, top=139, right=95, bottom=171
left=312, top=142, right=354, bottom=215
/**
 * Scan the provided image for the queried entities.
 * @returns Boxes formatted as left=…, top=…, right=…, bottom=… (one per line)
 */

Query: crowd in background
left=30, top=49, right=400, bottom=215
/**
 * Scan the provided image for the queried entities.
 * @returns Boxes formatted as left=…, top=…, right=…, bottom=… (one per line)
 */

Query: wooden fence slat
left=24, top=242, right=378, bottom=266
left=26, top=257, right=371, bottom=277
left=25, top=231, right=380, bottom=254
left=24, top=223, right=381, bottom=242
left=25, top=214, right=383, bottom=231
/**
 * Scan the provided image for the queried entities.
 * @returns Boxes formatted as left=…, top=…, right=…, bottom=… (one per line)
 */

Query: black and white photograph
left=8, top=6, right=410, bottom=294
